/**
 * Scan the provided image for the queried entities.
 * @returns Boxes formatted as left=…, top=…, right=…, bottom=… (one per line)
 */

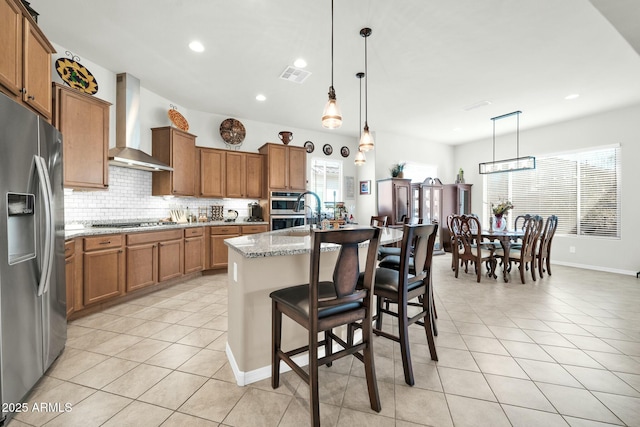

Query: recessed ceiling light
left=189, top=41, right=205, bottom=52
left=565, top=93, right=580, bottom=100
left=293, top=58, right=307, bottom=68
left=255, top=94, right=266, bottom=101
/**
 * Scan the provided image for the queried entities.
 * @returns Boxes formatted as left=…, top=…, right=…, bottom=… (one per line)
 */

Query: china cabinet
left=377, top=178, right=411, bottom=225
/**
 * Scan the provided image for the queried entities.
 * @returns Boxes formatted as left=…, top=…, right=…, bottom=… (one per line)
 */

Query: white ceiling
left=30, top=0, right=640, bottom=145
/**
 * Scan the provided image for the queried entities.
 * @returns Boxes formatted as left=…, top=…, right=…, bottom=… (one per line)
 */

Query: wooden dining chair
left=370, top=223, right=439, bottom=385
left=270, top=227, right=382, bottom=427
left=537, top=215, right=558, bottom=278
left=370, top=215, right=388, bottom=227
left=495, top=215, right=543, bottom=284
left=450, top=214, right=497, bottom=282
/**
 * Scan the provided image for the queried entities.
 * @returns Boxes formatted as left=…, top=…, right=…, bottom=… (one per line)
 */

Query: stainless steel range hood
left=108, top=73, right=173, bottom=172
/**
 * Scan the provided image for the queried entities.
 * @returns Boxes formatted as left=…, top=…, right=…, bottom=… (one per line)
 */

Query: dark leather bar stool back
left=270, top=227, right=382, bottom=426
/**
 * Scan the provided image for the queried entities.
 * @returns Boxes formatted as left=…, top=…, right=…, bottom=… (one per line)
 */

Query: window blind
left=484, top=145, right=620, bottom=238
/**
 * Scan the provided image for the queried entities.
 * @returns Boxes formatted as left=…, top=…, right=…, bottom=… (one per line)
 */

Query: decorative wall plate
left=220, top=118, right=246, bottom=146
left=304, top=141, right=315, bottom=153
left=340, top=146, right=350, bottom=158
left=323, top=144, right=333, bottom=156
left=55, top=56, right=99, bottom=95
left=168, top=107, right=189, bottom=131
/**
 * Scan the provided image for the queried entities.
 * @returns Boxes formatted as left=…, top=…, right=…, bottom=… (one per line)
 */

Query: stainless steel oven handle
left=34, top=155, right=54, bottom=297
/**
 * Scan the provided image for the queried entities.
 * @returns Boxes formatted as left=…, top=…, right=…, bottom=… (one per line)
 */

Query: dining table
left=481, top=229, right=525, bottom=282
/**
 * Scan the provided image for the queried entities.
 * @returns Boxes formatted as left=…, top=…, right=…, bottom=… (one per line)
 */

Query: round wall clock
left=304, top=141, right=315, bottom=153
left=55, top=55, right=99, bottom=95
left=219, top=118, right=246, bottom=146
left=323, top=144, right=333, bottom=156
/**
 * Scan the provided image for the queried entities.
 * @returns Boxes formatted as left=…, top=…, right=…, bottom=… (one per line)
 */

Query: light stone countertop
left=64, top=220, right=268, bottom=239
left=224, top=225, right=403, bottom=259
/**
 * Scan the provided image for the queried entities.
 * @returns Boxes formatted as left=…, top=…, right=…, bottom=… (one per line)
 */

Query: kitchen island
left=224, top=225, right=403, bottom=385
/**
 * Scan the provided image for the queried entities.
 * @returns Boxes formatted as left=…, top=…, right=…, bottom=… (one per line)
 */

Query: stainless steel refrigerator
left=0, top=93, right=66, bottom=425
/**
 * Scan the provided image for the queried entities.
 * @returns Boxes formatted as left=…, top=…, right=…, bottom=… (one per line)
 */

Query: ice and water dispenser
left=7, top=192, right=36, bottom=265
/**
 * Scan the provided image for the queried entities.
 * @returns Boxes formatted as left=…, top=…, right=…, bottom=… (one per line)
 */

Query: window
left=484, top=145, right=621, bottom=238
left=310, top=158, right=343, bottom=208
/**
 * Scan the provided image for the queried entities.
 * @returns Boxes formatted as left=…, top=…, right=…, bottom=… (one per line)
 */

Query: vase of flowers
left=491, top=199, right=513, bottom=232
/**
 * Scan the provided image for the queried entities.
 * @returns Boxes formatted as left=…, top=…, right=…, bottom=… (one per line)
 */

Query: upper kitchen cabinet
left=152, top=126, right=196, bottom=196
left=259, top=143, right=306, bottom=191
left=197, top=147, right=225, bottom=198
left=225, top=151, right=263, bottom=199
left=0, top=0, right=55, bottom=119
left=52, top=83, right=110, bottom=189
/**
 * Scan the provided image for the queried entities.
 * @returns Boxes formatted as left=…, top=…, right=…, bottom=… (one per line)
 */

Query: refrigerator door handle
left=34, top=155, right=54, bottom=296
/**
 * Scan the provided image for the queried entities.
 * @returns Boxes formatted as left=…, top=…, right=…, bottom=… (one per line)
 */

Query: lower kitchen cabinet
left=209, top=226, right=241, bottom=269
left=83, top=235, right=125, bottom=306
left=126, top=229, right=183, bottom=292
left=184, top=227, right=205, bottom=274
left=64, top=240, right=75, bottom=318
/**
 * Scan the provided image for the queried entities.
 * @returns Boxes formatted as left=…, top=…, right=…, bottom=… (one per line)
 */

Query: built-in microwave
left=270, top=191, right=304, bottom=215
left=271, top=215, right=305, bottom=230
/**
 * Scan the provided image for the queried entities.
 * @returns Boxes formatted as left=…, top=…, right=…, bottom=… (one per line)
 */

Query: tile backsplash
left=64, top=166, right=258, bottom=224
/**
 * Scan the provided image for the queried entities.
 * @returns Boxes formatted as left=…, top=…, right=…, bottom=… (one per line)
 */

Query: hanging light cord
left=516, top=112, right=520, bottom=159
left=359, top=75, right=363, bottom=138
left=492, top=119, right=496, bottom=164
left=364, top=33, right=368, bottom=125
left=330, top=0, right=334, bottom=89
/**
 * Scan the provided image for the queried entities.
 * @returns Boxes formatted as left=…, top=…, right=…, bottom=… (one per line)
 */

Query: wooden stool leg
left=424, top=283, right=438, bottom=361
left=324, top=330, right=333, bottom=367
left=309, top=330, right=320, bottom=427
left=362, top=314, right=381, bottom=412
left=375, top=296, right=384, bottom=330
left=271, top=300, right=282, bottom=389
left=398, top=301, right=415, bottom=386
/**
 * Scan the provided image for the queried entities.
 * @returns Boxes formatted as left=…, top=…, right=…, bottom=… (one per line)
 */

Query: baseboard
left=225, top=329, right=363, bottom=386
left=552, top=261, right=637, bottom=277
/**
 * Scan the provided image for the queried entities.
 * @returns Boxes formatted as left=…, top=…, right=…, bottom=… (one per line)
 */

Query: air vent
left=462, top=100, right=492, bottom=111
left=279, top=66, right=312, bottom=84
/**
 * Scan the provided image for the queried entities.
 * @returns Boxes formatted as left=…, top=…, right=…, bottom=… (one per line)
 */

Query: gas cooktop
left=92, top=221, right=177, bottom=228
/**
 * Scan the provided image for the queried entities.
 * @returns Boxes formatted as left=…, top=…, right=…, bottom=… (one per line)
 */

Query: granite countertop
left=225, top=225, right=403, bottom=259
left=64, top=220, right=268, bottom=239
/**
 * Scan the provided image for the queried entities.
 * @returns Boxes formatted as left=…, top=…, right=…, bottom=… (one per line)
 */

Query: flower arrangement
left=492, top=199, right=513, bottom=216
left=390, top=162, right=406, bottom=177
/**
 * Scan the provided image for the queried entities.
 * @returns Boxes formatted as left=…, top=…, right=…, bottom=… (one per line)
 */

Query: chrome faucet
left=294, top=191, right=322, bottom=227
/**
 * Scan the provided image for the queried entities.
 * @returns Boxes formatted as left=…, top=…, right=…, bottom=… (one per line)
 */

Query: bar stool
left=270, top=227, right=382, bottom=427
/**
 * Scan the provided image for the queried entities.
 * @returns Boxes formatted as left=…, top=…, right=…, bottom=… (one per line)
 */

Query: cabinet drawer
left=242, top=225, right=268, bottom=235
left=184, top=227, right=204, bottom=238
left=65, top=240, right=75, bottom=258
left=210, top=226, right=241, bottom=235
left=84, top=234, right=123, bottom=251
left=126, top=229, right=182, bottom=245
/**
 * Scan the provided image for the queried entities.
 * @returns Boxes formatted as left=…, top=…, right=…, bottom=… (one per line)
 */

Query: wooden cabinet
left=83, top=235, right=124, bottom=306
left=412, top=178, right=444, bottom=250
left=152, top=127, right=196, bottom=196
left=0, top=0, right=55, bottom=119
left=64, top=240, right=75, bottom=318
left=52, top=83, right=110, bottom=189
left=259, top=143, right=306, bottom=191
left=184, top=227, right=205, bottom=274
left=198, top=148, right=225, bottom=198
left=209, top=226, right=241, bottom=269
left=441, top=183, right=473, bottom=252
left=226, top=151, right=264, bottom=198
left=377, top=178, right=412, bottom=225
left=126, top=229, right=183, bottom=292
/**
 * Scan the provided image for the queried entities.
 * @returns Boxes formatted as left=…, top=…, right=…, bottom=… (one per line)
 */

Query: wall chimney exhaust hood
left=108, top=73, right=173, bottom=172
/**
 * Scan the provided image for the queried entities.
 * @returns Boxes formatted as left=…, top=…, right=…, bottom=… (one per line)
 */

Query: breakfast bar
left=224, top=225, right=403, bottom=385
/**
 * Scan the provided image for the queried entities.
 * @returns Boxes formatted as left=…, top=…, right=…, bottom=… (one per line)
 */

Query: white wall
left=454, top=104, right=640, bottom=274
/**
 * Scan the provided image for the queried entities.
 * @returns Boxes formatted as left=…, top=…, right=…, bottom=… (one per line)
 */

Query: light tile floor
left=8, top=255, right=640, bottom=426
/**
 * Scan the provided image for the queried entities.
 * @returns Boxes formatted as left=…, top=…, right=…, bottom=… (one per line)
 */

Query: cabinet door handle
left=20, top=88, right=26, bottom=94
left=65, top=259, right=72, bottom=265
left=28, top=95, right=35, bottom=100
left=99, top=240, right=111, bottom=245
left=118, top=249, right=123, bottom=253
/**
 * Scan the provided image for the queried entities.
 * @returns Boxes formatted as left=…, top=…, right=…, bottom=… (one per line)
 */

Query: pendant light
left=354, top=72, right=366, bottom=165
left=359, top=27, right=374, bottom=152
left=321, top=0, right=342, bottom=128
left=478, top=111, right=536, bottom=174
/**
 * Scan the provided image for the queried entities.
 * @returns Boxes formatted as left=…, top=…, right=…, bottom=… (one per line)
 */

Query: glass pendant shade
left=354, top=149, right=366, bottom=165
left=359, top=123, right=374, bottom=152
left=322, top=86, right=342, bottom=128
